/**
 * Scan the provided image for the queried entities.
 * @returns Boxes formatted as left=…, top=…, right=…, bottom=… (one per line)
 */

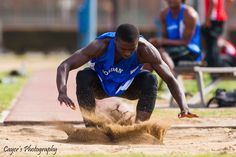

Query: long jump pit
left=1, top=99, right=236, bottom=156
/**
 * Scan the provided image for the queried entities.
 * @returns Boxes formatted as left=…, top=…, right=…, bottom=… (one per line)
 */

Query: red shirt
left=205, top=0, right=227, bottom=21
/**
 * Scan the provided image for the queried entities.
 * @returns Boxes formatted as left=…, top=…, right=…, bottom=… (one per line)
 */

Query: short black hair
left=115, top=24, right=140, bottom=43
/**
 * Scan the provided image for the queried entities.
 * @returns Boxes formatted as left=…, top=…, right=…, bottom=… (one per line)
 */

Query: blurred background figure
left=218, top=36, right=236, bottom=66
left=201, top=0, right=233, bottom=67
left=145, top=0, right=201, bottom=73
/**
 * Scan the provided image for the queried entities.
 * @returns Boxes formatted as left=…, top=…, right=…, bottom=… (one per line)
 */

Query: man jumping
left=56, top=24, right=198, bottom=127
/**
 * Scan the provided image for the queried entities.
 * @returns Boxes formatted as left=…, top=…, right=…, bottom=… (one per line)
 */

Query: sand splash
left=57, top=103, right=170, bottom=145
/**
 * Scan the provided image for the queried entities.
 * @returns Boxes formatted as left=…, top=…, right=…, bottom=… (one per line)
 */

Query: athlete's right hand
left=58, top=93, right=76, bottom=110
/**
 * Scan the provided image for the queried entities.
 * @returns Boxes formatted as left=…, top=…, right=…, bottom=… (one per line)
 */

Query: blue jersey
left=166, top=4, right=201, bottom=61
left=90, top=32, right=143, bottom=96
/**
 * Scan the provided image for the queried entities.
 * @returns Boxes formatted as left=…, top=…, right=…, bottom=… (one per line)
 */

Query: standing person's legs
left=76, top=68, right=108, bottom=126
left=203, top=21, right=224, bottom=67
left=205, top=31, right=219, bottom=67
left=202, top=26, right=212, bottom=66
left=158, top=48, right=175, bottom=71
left=120, top=71, right=158, bottom=122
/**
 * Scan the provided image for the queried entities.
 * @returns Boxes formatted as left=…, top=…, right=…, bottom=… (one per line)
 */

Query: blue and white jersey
left=166, top=4, right=201, bottom=61
left=90, top=32, right=143, bottom=96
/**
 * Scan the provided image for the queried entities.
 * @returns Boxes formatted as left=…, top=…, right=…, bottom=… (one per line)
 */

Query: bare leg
left=158, top=48, right=175, bottom=73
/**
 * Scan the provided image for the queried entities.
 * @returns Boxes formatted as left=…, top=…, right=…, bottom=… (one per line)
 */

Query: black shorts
left=163, top=45, right=199, bottom=65
left=76, top=68, right=158, bottom=112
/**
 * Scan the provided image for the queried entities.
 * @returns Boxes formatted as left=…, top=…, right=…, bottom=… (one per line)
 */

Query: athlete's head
left=115, top=24, right=139, bottom=59
left=166, top=0, right=182, bottom=9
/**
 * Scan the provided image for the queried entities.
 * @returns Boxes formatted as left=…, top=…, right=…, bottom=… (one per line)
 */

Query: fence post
left=77, top=0, right=97, bottom=48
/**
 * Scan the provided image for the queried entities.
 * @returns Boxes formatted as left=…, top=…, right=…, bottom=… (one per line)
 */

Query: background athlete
left=146, top=0, right=201, bottom=73
left=56, top=24, right=198, bottom=127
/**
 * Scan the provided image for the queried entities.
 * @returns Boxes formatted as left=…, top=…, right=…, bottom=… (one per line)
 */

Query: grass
left=183, top=76, right=236, bottom=100
left=156, top=73, right=213, bottom=96
left=0, top=53, right=67, bottom=113
left=207, top=80, right=236, bottom=96
left=157, top=73, right=236, bottom=102
left=32, top=154, right=236, bottom=157
left=184, top=73, right=213, bottom=94
left=0, top=71, right=28, bottom=112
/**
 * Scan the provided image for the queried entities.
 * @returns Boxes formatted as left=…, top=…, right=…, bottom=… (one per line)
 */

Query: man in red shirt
left=202, top=0, right=233, bottom=67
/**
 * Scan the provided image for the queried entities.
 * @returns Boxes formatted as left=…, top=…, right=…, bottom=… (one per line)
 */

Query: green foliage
left=0, top=72, right=28, bottom=111
left=184, top=73, right=213, bottom=94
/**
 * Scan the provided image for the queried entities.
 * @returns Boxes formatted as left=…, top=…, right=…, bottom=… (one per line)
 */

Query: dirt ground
left=0, top=118, right=236, bottom=156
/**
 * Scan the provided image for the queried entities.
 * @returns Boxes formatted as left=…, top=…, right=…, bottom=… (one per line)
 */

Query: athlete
left=146, top=0, right=201, bottom=72
left=56, top=24, right=198, bottom=127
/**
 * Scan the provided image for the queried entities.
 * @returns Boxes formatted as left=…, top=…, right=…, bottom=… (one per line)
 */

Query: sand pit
left=1, top=118, right=236, bottom=156
left=57, top=103, right=170, bottom=145
left=1, top=99, right=236, bottom=155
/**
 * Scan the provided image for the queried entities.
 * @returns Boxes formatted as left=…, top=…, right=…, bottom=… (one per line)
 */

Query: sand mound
left=57, top=103, right=170, bottom=145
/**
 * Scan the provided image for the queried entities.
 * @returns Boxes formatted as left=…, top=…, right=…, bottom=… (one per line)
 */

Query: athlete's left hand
left=178, top=112, right=199, bottom=118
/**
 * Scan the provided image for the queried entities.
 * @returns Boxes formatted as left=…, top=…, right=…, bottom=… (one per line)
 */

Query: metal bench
left=171, top=65, right=236, bottom=107
left=193, top=67, right=236, bottom=106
